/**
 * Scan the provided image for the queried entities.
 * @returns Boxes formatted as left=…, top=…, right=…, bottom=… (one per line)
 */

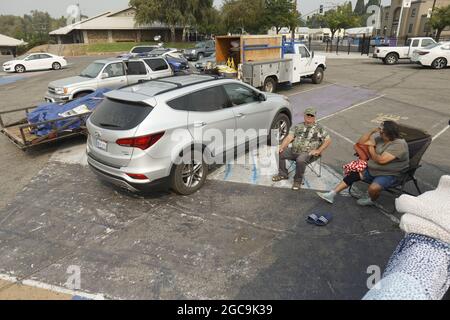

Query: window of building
left=408, top=24, right=414, bottom=34
left=411, top=8, right=416, bottom=17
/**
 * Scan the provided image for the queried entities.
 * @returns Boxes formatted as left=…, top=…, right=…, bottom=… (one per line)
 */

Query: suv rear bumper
left=87, top=153, right=170, bottom=193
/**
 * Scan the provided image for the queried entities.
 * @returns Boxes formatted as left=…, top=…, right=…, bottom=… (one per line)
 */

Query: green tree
left=322, top=2, right=361, bottom=39
left=263, top=0, right=300, bottom=34
left=354, top=0, right=366, bottom=15
left=430, top=5, right=450, bottom=42
left=306, top=13, right=324, bottom=29
left=130, top=0, right=213, bottom=42
left=221, top=0, right=266, bottom=34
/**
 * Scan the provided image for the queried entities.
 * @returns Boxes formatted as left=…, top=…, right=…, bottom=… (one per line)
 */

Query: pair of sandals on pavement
left=272, top=175, right=302, bottom=191
left=306, top=213, right=333, bottom=227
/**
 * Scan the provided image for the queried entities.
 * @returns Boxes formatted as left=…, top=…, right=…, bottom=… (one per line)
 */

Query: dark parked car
left=183, top=40, right=215, bottom=61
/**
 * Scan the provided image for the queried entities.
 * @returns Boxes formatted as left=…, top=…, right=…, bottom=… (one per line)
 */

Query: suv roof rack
left=153, top=75, right=223, bottom=96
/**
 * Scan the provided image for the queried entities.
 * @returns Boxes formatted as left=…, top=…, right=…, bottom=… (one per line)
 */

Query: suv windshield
left=80, top=62, right=105, bottom=78
left=195, top=43, right=205, bottom=48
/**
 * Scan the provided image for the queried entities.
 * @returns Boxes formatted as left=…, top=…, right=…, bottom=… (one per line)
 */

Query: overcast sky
left=0, top=0, right=391, bottom=18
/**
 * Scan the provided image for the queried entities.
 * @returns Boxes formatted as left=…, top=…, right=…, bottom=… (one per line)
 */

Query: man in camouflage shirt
left=273, top=108, right=332, bottom=191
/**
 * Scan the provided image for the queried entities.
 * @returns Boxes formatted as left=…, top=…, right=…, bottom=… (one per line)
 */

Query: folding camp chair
left=350, top=125, right=432, bottom=198
left=287, top=156, right=322, bottom=182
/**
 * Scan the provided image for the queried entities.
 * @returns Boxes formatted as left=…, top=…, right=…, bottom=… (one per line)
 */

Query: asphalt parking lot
left=0, top=55, right=449, bottom=299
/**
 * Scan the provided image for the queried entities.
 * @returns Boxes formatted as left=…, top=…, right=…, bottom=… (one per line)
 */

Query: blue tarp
left=27, top=89, right=111, bottom=136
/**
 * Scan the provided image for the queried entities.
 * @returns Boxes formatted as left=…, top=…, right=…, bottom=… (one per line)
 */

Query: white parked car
left=411, top=42, right=450, bottom=69
left=2, top=53, right=68, bottom=73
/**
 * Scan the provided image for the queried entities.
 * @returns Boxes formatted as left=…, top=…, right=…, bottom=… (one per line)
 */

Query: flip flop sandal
left=306, top=213, right=320, bottom=225
left=272, top=175, right=288, bottom=182
left=315, top=213, right=333, bottom=227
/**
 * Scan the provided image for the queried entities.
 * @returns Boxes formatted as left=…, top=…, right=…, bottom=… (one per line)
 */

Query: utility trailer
left=0, top=106, right=91, bottom=150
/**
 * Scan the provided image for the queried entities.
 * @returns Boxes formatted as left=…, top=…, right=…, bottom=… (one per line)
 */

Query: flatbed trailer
left=0, top=106, right=92, bottom=150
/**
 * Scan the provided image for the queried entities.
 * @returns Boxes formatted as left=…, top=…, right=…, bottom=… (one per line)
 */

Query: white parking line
left=0, top=273, right=107, bottom=300
left=432, top=125, right=450, bottom=141
left=319, top=95, right=386, bottom=122
left=286, top=83, right=335, bottom=97
left=322, top=126, right=354, bottom=145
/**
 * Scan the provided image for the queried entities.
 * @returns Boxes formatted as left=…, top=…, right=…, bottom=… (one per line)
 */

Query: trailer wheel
left=263, top=77, right=277, bottom=93
left=312, top=67, right=324, bottom=84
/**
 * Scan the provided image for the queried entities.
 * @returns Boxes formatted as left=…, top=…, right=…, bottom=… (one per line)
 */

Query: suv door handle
left=194, top=122, right=207, bottom=128
left=236, top=113, right=245, bottom=118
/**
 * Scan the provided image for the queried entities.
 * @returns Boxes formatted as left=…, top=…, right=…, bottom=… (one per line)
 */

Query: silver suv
left=86, top=75, right=292, bottom=195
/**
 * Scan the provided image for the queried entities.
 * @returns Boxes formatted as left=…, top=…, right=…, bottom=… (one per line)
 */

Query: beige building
left=49, top=7, right=184, bottom=44
left=381, top=0, right=450, bottom=39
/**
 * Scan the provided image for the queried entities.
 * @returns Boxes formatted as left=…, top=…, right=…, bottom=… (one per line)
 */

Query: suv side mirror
left=101, top=72, right=109, bottom=79
left=258, top=93, right=267, bottom=102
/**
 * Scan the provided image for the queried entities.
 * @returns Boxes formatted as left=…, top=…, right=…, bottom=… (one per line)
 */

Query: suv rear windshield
left=131, top=47, right=155, bottom=54
left=90, top=98, right=153, bottom=130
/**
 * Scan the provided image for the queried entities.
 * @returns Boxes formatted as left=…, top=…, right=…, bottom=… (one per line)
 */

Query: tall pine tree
left=354, top=0, right=366, bottom=15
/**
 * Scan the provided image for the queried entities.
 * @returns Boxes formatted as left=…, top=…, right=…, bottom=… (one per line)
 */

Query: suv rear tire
left=171, top=150, right=208, bottom=195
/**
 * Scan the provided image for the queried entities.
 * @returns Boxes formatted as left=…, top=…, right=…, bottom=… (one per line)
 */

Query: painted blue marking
left=224, top=163, right=232, bottom=181
left=251, top=153, right=258, bottom=184
left=0, top=75, right=24, bottom=86
left=72, top=295, right=91, bottom=300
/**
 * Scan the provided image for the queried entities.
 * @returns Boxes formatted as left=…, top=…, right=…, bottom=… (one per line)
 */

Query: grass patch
left=87, top=42, right=195, bottom=53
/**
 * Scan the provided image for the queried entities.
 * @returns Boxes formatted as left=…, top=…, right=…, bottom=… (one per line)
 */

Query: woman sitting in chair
left=318, top=121, right=410, bottom=206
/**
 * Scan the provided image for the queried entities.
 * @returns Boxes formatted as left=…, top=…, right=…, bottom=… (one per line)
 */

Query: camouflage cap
left=304, top=108, right=317, bottom=116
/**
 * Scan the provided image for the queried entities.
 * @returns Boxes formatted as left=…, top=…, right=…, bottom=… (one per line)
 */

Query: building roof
left=50, top=7, right=179, bottom=36
left=0, top=33, right=27, bottom=47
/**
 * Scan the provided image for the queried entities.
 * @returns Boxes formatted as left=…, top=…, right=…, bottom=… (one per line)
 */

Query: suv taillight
left=116, top=132, right=165, bottom=150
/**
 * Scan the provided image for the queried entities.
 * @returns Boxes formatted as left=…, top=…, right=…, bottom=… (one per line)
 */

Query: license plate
left=95, top=138, right=108, bottom=151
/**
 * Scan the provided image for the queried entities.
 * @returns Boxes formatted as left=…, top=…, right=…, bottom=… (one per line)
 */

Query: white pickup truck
left=241, top=43, right=327, bottom=93
left=373, top=37, right=437, bottom=65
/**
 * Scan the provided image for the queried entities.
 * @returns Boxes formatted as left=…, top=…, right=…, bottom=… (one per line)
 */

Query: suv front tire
left=171, top=150, right=208, bottom=195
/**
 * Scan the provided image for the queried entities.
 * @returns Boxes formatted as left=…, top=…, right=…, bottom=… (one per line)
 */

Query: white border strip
left=0, top=273, right=106, bottom=300
left=319, top=95, right=386, bottom=122
left=432, top=125, right=450, bottom=141
left=286, top=83, right=335, bottom=97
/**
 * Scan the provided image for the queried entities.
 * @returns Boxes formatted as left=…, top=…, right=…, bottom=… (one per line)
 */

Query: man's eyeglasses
left=306, top=114, right=316, bottom=118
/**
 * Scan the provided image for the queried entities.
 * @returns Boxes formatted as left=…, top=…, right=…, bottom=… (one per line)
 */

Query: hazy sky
left=0, top=0, right=391, bottom=18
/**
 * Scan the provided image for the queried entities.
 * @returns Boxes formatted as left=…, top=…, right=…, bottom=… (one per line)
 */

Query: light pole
left=291, top=0, right=298, bottom=42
